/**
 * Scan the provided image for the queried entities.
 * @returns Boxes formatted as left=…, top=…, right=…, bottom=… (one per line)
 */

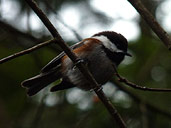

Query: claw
left=90, top=86, right=103, bottom=92
left=73, top=58, right=89, bottom=70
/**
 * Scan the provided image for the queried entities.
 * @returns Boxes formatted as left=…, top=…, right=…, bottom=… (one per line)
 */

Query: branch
left=113, top=66, right=171, bottom=92
left=43, top=0, right=82, bottom=41
left=114, top=81, right=171, bottom=119
left=25, top=0, right=126, bottom=127
left=127, top=0, right=171, bottom=50
left=0, top=20, right=61, bottom=53
left=0, top=20, right=62, bottom=54
left=31, top=93, right=48, bottom=128
left=0, top=20, right=39, bottom=42
left=0, top=39, right=56, bottom=64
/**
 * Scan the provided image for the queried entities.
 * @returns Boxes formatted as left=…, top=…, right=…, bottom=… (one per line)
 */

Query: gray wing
left=41, top=41, right=84, bottom=73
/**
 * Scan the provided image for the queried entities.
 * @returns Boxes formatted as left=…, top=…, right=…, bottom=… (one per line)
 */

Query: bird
left=21, top=31, right=131, bottom=96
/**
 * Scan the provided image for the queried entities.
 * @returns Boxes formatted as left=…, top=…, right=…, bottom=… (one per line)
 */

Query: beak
left=118, top=52, right=132, bottom=57
left=124, top=52, right=132, bottom=57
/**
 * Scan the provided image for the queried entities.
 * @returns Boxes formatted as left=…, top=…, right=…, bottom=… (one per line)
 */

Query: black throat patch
left=102, top=46, right=125, bottom=66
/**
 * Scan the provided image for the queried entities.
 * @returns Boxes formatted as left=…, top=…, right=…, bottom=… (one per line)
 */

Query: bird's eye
left=115, top=43, right=119, bottom=47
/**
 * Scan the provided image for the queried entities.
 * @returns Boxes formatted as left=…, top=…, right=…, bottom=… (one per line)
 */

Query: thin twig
left=43, top=0, right=82, bottom=41
left=0, top=39, right=56, bottom=64
left=113, top=66, right=171, bottom=92
left=30, top=91, right=48, bottom=128
left=127, top=0, right=171, bottom=50
left=0, top=20, right=39, bottom=42
left=25, top=0, right=127, bottom=127
left=114, top=81, right=171, bottom=119
left=0, top=20, right=60, bottom=53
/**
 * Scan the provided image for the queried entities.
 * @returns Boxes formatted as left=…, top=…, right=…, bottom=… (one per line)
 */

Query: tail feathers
left=22, top=71, right=61, bottom=96
left=50, top=80, right=75, bottom=92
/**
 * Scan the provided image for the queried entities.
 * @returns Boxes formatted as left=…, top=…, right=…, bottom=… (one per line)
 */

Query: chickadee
left=21, top=31, right=131, bottom=96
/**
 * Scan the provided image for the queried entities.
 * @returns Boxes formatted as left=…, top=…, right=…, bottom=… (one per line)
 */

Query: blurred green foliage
left=0, top=0, right=171, bottom=128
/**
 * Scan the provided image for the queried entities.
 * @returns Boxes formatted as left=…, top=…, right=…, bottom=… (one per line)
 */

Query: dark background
left=0, top=0, right=171, bottom=128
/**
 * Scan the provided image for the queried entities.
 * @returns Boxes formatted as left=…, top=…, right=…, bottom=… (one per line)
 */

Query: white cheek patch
left=93, top=35, right=123, bottom=53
